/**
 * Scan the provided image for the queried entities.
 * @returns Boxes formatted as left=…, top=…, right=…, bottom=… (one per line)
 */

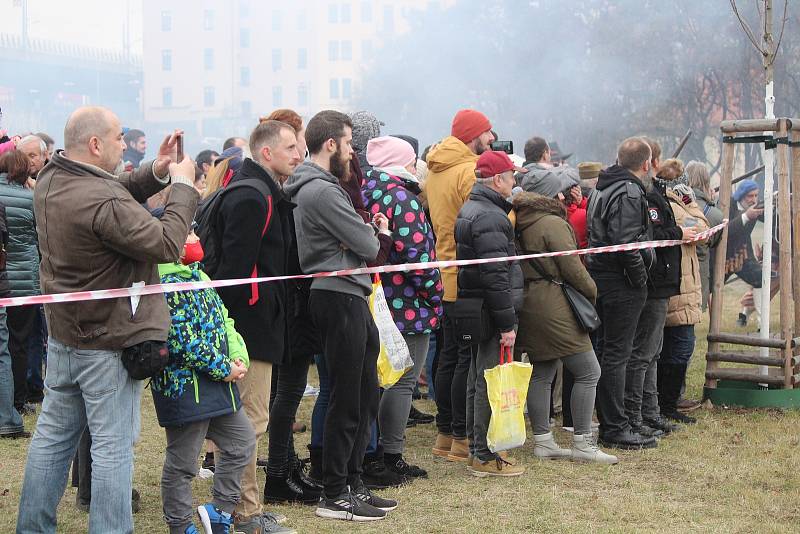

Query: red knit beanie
left=451, top=109, right=492, bottom=144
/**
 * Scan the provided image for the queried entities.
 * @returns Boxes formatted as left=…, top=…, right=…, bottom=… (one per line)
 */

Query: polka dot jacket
left=363, top=169, right=444, bottom=334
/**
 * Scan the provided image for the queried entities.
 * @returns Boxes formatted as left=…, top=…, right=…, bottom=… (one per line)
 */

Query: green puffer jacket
left=0, top=174, right=39, bottom=297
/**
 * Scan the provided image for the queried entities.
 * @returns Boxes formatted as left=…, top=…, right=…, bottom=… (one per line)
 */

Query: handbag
left=449, top=297, right=493, bottom=347
left=526, top=256, right=601, bottom=333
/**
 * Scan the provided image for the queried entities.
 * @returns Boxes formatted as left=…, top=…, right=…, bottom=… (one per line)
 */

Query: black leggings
left=266, top=352, right=313, bottom=476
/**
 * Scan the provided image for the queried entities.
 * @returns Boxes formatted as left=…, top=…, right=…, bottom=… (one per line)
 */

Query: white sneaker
left=572, top=433, right=618, bottom=464
left=303, top=384, right=320, bottom=397
left=197, top=467, right=215, bottom=479
left=562, top=426, right=575, bottom=433
left=533, top=432, right=571, bottom=459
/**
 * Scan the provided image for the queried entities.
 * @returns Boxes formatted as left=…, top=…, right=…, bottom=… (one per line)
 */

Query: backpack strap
left=248, top=194, right=273, bottom=306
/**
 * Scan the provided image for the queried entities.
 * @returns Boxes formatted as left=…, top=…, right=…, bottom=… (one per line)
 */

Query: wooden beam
left=707, top=332, right=787, bottom=349
left=792, top=130, right=800, bottom=369
left=720, top=119, right=781, bottom=133
left=776, top=119, right=794, bottom=388
left=705, top=369, right=786, bottom=386
left=707, top=140, right=737, bottom=388
left=706, top=352, right=786, bottom=367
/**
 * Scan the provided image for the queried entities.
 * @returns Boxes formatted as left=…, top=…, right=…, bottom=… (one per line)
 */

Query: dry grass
left=2, top=281, right=800, bottom=533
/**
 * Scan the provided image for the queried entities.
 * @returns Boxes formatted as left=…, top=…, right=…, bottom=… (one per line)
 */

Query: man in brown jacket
left=16, top=106, right=198, bottom=534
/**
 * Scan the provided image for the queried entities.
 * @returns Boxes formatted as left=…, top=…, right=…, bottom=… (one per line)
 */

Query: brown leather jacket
left=35, top=151, right=198, bottom=350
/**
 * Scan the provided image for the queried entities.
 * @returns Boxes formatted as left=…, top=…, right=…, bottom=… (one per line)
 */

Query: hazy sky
left=0, top=0, right=143, bottom=52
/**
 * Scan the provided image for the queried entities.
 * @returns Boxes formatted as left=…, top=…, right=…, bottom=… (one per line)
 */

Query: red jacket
left=567, top=197, right=588, bottom=249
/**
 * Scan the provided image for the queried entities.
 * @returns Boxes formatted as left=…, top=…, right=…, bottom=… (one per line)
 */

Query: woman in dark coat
left=0, top=150, right=39, bottom=414
left=514, top=190, right=616, bottom=464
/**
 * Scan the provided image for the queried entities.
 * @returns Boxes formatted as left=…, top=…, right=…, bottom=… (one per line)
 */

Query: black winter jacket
left=645, top=181, right=682, bottom=299
left=586, top=165, right=653, bottom=287
left=454, top=184, right=524, bottom=333
left=213, top=158, right=295, bottom=364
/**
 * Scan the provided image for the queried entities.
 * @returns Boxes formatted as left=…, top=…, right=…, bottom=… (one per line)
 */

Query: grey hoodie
left=284, top=161, right=380, bottom=298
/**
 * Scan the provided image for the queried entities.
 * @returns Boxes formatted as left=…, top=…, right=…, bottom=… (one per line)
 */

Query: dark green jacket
left=0, top=174, right=39, bottom=297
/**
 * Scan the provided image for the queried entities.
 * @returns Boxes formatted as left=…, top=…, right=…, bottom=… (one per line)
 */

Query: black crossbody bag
left=525, top=255, right=601, bottom=333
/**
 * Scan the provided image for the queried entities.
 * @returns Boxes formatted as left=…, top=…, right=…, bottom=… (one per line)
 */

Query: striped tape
left=0, top=221, right=727, bottom=309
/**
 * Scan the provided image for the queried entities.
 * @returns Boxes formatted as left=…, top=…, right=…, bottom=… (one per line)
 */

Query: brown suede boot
left=432, top=433, right=453, bottom=458
left=446, top=438, right=469, bottom=462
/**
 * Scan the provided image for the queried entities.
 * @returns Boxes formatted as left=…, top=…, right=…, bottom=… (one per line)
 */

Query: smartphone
left=176, top=134, right=184, bottom=163
left=490, top=140, right=514, bottom=154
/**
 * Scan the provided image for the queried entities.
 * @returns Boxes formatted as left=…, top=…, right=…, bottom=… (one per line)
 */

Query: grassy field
left=2, top=281, right=800, bottom=533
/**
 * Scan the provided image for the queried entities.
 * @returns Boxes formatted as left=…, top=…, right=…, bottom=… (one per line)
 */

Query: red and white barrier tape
left=0, top=221, right=727, bottom=309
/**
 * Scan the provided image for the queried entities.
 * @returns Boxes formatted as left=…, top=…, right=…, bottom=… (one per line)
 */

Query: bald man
left=16, top=106, right=198, bottom=534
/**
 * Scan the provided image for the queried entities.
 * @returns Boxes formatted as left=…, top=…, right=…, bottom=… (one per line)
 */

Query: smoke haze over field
left=1, top=0, right=798, bottom=170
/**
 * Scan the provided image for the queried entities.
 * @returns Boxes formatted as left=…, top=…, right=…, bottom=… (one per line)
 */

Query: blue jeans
left=0, top=307, right=24, bottom=435
left=26, top=306, right=46, bottom=396
left=310, top=354, right=329, bottom=450
left=661, top=325, right=696, bottom=365
left=16, top=338, right=143, bottom=534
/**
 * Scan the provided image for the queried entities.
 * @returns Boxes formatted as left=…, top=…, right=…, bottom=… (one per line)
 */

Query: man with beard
left=425, top=109, right=494, bottom=463
left=122, top=129, right=147, bottom=170
left=284, top=110, right=397, bottom=522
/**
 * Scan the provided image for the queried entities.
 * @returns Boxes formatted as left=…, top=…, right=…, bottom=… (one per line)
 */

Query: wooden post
left=707, top=139, right=737, bottom=388
left=776, top=119, right=793, bottom=387
left=792, top=127, right=800, bottom=385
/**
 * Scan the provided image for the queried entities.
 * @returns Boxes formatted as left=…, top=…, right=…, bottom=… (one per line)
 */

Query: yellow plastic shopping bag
left=368, top=278, right=413, bottom=388
left=485, top=346, right=533, bottom=453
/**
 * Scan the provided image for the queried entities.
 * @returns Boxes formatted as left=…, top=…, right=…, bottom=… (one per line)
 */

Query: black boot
left=361, top=457, right=407, bottom=489
left=307, top=445, right=323, bottom=484
left=659, top=363, right=696, bottom=424
left=263, top=471, right=320, bottom=505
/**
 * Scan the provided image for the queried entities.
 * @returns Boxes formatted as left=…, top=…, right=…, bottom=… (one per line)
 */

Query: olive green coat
left=513, top=192, right=597, bottom=361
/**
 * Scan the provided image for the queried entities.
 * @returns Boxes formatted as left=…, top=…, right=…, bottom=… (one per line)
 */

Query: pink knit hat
left=366, top=136, right=416, bottom=169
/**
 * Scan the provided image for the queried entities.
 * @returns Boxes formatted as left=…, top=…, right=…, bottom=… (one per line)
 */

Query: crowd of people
left=0, top=103, right=760, bottom=533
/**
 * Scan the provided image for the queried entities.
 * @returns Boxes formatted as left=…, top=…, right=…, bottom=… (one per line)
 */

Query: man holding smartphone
left=17, top=106, right=198, bottom=534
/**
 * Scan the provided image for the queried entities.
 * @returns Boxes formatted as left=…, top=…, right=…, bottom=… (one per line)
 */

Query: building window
left=328, top=41, right=339, bottom=61
left=272, top=49, right=282, bottom=71
left=242, top=100, right=252, bottom=117
left=297, top=85, right=308, bottom=107
left=204, top=48, right=214, bottom=70
left=240, top=66, right=251, bottom=87
left=341, top=3, right=351, bottom=23
left=204, top=86, right=215, bottom=107
left=362, top=39, right=373, bottom=60
left=240, top=28, right=250, bottom=48
left=329, top=79, right=339, bottom=99
left=161, top=49, right=172, bottom=71
left=341, top=40, right=352, bottom=61
left=161, top=11, right=172, bottom=31
left=162, top=87, right=172, bottom=107
left=361, top=1, right=372, bottom=22
left=383, top=5, right=394, bottom=32
left=297, top=48, right=308, bottom=69
left=203, top=9, right=214, bottom=30
left=342, top=78, right=352, bottom=99
left=272, top=86, right=283, bottom=107
left=328, top=4, right=338, bottom=23
left=272, top=10, right=282, bottom=31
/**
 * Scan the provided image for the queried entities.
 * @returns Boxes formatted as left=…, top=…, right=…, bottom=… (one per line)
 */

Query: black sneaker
left=315, top=488, right=386, bottom=522
left=353, top=482, right=398, bottom=511
left=409, top=405, right=434, bottom=424
left=644, top=415, right=680, bottom=434
left=663, top=409, right=697, bottom=425
left=361, top=459, right=407, bottom=489
left=405, top=418, right=417, bottom=429
left=386, top=456, right=428, bottom=479
left=630, top=423, right=663, bottom=438
left=598, top=429, right=658, bottom=450
left=263, top=471, right=321, bottom=505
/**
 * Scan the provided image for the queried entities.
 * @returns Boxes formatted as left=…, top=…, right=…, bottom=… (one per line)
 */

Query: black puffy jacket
left=454, top=184, right=524, bottom=333
left=645, top=180, right=682, bottom=299
left=586, top=165, right=653, bottom=286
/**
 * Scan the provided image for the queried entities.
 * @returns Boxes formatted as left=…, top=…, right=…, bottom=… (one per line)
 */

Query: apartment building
left=142, top=1, right=446, bottom=145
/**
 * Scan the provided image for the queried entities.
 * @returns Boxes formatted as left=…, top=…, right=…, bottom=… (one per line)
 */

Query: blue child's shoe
left=197, top=504, right=233, bottom=534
